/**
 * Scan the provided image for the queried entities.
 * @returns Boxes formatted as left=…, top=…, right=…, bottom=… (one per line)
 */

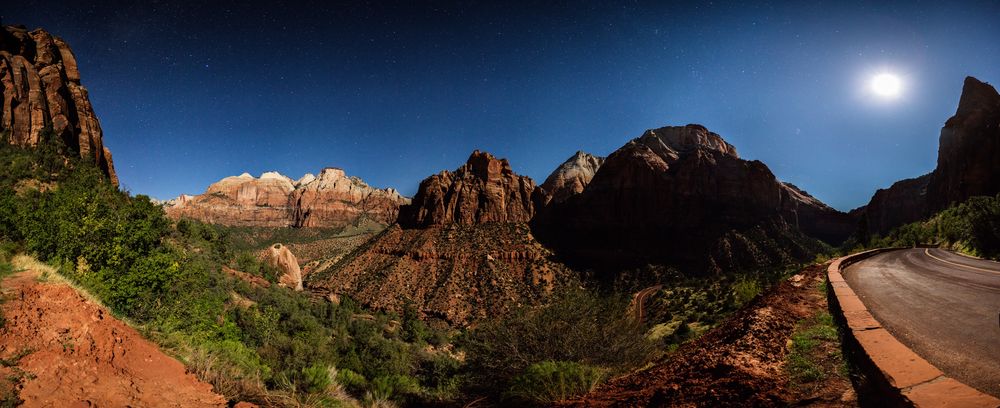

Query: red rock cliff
left=397, top=150, right=537, bottom=228
left=0, top=25, right=117, bottom=183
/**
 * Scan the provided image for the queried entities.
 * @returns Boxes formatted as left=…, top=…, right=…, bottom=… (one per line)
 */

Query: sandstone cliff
left=538, top=151, right=605, bottom=205
left=0, top=25, right=117, bottom=183
left=397, top=150, right=537, bottom=227
left=533, top=124, right=852, bottom=275
left=310, top=151, right=576, bottom=325
left=164, top=168, right=409, bottom=228
left=857, top=76, right=1000, bottom=236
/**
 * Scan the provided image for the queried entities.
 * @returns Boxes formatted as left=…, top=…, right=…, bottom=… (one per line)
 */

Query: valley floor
left=564, top=263, right=856, bottom=407
left=0, top=259, right=226, bottom=407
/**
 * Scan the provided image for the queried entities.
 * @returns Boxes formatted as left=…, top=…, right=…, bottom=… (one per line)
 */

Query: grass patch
left=786, top=311, right=841, bottom=385
left=506, top=361, right=605, bottom=405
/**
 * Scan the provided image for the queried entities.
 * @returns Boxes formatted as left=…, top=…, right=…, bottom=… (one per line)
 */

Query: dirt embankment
left=564, top=263, right=855, bottom=407
left=0, top=265, right=226, bottom=407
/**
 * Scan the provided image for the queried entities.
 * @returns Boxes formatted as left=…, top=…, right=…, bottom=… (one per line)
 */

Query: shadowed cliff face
left=857, top=76, right=1000, bottom=236
left=0, top=25, right=117, bottom=183
left=533, top=124, right=853, bottom=275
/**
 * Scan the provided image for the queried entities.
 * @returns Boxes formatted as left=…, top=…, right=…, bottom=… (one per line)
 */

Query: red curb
left=828, top=249, right=1000, bottom=408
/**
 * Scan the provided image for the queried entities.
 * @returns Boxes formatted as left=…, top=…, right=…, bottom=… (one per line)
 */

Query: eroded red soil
left=564, top=263, right=855, bottom=407
left=0, top=269, right=226, bottom=407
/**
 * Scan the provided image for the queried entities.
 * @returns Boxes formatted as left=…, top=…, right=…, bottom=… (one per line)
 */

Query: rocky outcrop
left=261, top=243, right=303, bottom=291
left=533, top=124, right=853, bottom=275
left=0, top=25, right=117, bottom=183
left=858, top=77, right=1000, bottom=236
left=538, top=151, right=604, bottom=205
left=164, top=168, right=409, bottom=228
left=310, top=151, right=576, bottom=325
left=397, top=150, right=537, bottom=228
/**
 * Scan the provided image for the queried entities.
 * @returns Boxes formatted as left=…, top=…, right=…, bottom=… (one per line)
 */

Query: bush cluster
left=462, top=288, right=653, bottom=401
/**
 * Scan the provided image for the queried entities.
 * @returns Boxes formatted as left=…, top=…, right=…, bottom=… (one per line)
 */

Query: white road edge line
left=923, top=248, right=1000, bottom=276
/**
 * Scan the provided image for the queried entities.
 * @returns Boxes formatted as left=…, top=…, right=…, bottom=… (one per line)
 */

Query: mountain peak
left=955, top=76, right=1000, bottom=118
left=638, top=124, right=739, bottom=160
left=540, top=151, right=605, bottom=205
left=464, top=149, right=512, bottom=181
left=398, top=150, right=535, bottom=228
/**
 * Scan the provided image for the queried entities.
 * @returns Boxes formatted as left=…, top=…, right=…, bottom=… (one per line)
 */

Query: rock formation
left=0, top=25, right=117, bottom=183
left=164, top=168, right=409, bottom=228
left=397, top=150, right=537, bottom=227
left=261, top=243, right=303, bottom=291
left=310, top=151, right=576, bottom=325
left=857, top=77, right=1000, bottom=235
left=538, top=151, right=604, bottom=205
left=533, top=124, right=853, bottom=275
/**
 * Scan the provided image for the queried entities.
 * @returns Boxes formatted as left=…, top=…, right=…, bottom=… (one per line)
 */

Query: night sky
left=4, top=1, right=1000, bottom=210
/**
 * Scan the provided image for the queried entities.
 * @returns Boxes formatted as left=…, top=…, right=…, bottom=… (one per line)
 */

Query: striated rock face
left=291, top=167, right=408, bottom=227
left=164, top=168, right=409, bottom=228
left=0, top=25, right=117, bottom=183
left=397, top=150, right=537, bottom=228
left=261, top=243, right=303, bottom=291
left=533, top=124, right=853, bottom=275
left=538, top=151, right=605, bottom=205
left=310, top=151, right=577, bottom=325
left=858, top=77, right=1000, bottom=235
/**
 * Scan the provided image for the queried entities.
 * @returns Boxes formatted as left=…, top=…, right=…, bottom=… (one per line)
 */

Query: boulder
left=261, top=243, right=303, bottom=291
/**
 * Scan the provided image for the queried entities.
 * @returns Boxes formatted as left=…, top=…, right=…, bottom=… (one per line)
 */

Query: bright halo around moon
left=871, top=73, right=902, bottom=98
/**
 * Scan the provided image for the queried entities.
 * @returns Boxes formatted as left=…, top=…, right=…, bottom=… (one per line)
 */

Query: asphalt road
left=844, top=248, right=1000, bottom=397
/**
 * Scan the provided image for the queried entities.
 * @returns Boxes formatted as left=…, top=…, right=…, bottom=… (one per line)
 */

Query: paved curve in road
left=844, top=248, right=1000, bottom=397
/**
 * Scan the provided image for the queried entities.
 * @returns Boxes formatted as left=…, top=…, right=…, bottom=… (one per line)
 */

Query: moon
left=871, top=73, right=902, bottom=98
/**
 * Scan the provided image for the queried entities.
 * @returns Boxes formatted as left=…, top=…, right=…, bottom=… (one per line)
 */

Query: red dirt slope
left=0, top=268, right=226, bottom=407
left=563, top=263, right=854, bottom=407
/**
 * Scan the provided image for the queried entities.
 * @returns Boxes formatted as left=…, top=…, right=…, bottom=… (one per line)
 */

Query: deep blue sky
left=4, top=1, right=1000, bottom=210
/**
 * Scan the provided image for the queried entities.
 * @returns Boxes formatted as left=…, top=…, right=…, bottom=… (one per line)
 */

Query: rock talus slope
left=165, top=168, right=409, bottom=228
left=0, top=25, right=117, bottom=183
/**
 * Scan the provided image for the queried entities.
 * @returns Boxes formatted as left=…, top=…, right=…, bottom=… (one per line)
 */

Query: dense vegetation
left=0, top=132, right=459, bottom=407
left=856, top=194, right=1000, bottom=259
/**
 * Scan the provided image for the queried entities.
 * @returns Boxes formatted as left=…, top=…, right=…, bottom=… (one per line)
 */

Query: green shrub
left=336, top=368, right=368, bottom=394
left=506, top=361, right=604, bottom=405
left=463, top=288, right=652, bottom=395
left=302, top=364, right=332, bottom=393
left=732, top=276, right=762, bottom=305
